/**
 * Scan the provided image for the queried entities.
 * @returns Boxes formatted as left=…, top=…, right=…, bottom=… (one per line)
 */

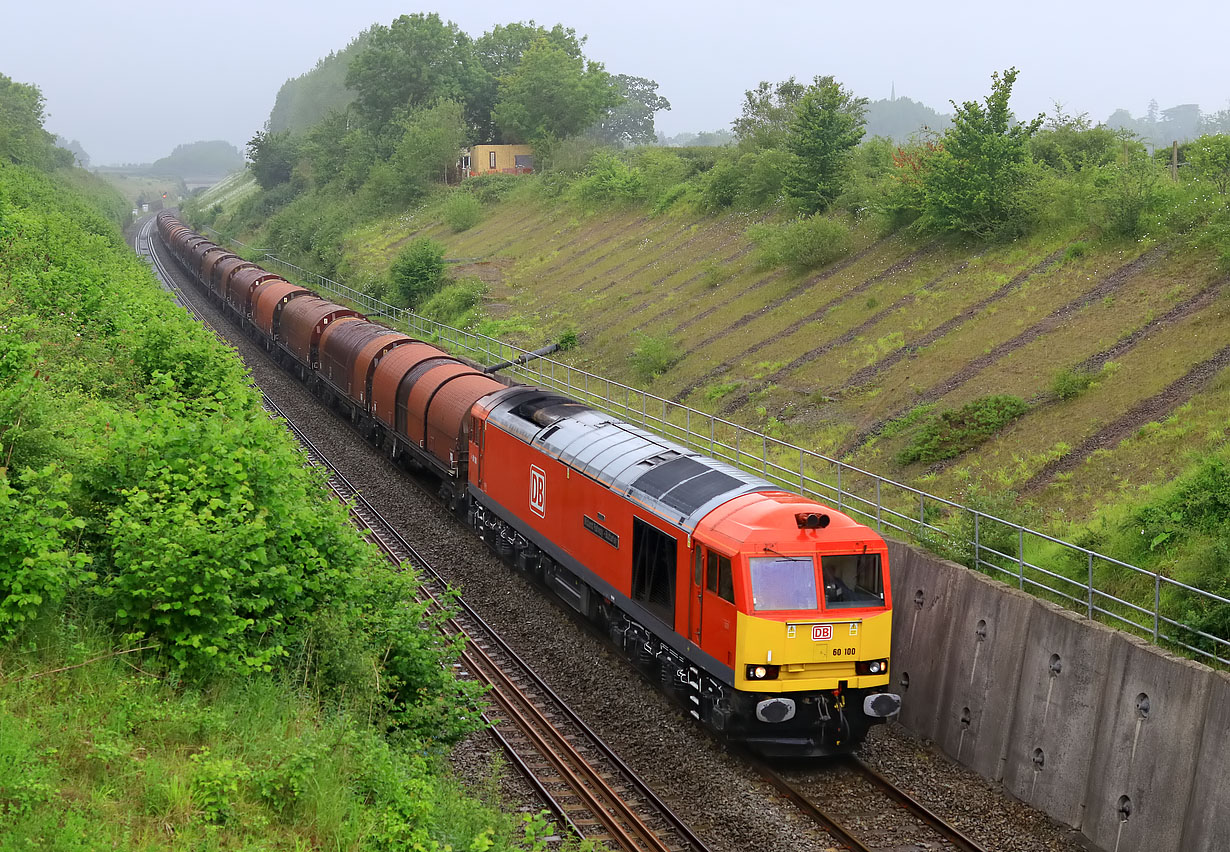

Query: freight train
left=155, top=212, right=902, bottom=756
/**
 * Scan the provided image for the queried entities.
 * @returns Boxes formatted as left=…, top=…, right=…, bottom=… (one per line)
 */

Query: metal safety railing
left=200, top=229, right=1230, bottom=668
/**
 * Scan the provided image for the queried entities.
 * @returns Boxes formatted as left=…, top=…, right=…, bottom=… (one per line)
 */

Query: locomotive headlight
left=745, top=664, right=780, bottom=680
left=856, top=659, right=889, bottom=676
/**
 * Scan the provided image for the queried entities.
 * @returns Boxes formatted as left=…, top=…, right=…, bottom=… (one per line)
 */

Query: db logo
left=529, top=465, right=546, bottom=518
left=812, top=624, right=833, bottom=642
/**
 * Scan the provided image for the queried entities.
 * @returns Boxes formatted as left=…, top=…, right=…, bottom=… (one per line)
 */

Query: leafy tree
left=732, top=78, right=806, bottom=151
left=470, top=22, right=584, bottom=141
left=591, top=75, right=671, bottom=148
left=0, top=74, right=71, bottom=170
left=54, top=136, right=90, bottom=168
left=492, top=39, right=619, bottom=144
left=1030, top=103, right=1117, bottom=172
left=783, top=76, right=867, bottom=214
left=1188, top=134, right=1230, bottom=195
left=245, top=130, right=300, bottom=189
left=658, top=129, right=734, bottom=147
left=345, top=14, right=478, bottom=131
left=475, top=21, right=583, bottom=72
left=389, top=238, right=447, bottom=308
left=917, top=67, right=1044, bottom=238
left=149, top=140, right=243, bottom=178
left=268, top=31, right=370, bottom=134
left=1096, top=139, right=1165, bottom=238
left=364, top=100, right=468, bottom=209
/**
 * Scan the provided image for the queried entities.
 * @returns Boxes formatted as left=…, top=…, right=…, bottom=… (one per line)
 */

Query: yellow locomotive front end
left=693, top=493, right=901, bottom=755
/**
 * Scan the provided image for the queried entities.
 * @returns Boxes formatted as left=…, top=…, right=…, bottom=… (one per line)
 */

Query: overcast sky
left=4, top=0, right=1228, bottom=165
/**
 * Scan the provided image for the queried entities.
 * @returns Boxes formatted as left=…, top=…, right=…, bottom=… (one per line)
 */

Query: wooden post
left=1171, top=141, right=1179, bottom=181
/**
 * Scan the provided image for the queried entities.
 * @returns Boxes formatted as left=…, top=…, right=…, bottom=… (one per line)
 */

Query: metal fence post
left=1087, top=553, right=1094, bottom=618
left=875, top=479, right=882, bottom=532
left=1154, top=574, right=1161, bottom=641
left=974, top=513, right=981, bottom=571
left=1018, top=528, right=1025, bottom=589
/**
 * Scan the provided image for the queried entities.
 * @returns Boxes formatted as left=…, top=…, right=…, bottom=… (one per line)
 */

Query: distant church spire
left=891, top=81, right=896, bottom=101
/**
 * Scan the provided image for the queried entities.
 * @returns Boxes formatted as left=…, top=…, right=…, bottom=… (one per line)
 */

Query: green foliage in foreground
left=0, top=159, right=558, bottom=849
left=0, top=626, right=545, bottom=851
left=1065, top=453, right=1230, bottom=657
left=896, top=395, right=1029, bottom=465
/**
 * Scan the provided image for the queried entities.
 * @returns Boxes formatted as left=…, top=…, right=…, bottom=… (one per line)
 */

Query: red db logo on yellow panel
left=529, top=465, right=546, bottom=518
left=812, top=624, right=833, bottom=642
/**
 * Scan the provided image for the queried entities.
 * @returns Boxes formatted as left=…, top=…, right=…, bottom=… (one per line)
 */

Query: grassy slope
left=343, top=193, right=1229, bottom=531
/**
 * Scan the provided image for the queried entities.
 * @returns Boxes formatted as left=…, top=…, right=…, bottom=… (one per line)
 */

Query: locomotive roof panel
left=486, top=394, right=775, bottom=529
left=693, top=491, right=871, bottom=551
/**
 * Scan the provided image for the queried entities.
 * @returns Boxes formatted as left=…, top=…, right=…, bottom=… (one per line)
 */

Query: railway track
left=138, top=216, right=708, bottom=852
left=756, top=753, right=989, bottom=852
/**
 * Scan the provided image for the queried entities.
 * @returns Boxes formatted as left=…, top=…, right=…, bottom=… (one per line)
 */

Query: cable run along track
left=136, top=216, right=708, bottom=852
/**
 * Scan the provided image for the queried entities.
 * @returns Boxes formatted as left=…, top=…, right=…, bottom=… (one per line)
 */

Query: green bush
left=0, top=467, right=90, bottom=643
left=897, top=395, right=1029, bottom=465
left=571, top=151, right=645, bottom=204
left=1094, top=149, right=1170, bottom=239
left=389, top=237, right=447, bottom=308
left=1063, top=241, right=1090, bottom=263
left=461, top=172, right=520, bottom=204
left=1051, top=366, right=1095, bottom=400
left=418, top=278, right=485, bottom=326
left=747, top=215, right=853, bottom=272
left=913, top=69, right=1042, bottom=239
left=557, top=327, right=579, bottom=350
left=97, top=387, right=370, bottom=677
left=630, top=334, right=681, bottom=382
left=441, top=191, right=482, bottom=231
left=1131, top=457, right=1230, bottom=553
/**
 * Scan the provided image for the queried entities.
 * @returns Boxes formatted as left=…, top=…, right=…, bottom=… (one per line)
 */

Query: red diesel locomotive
left=156, top=213, right=901, bottom=756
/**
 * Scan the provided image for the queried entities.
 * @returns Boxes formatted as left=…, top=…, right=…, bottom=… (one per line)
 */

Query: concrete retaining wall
left=886, top=539, right=1228, bottom=852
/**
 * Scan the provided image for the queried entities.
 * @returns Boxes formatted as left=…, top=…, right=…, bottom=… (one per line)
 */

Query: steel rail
left=848, top=757, right=987, bottom=852
left=745, top=747, right=990, bottom=852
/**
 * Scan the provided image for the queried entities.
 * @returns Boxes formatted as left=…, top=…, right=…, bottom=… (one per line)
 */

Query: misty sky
left=4, top=0, right=1228, bottom=165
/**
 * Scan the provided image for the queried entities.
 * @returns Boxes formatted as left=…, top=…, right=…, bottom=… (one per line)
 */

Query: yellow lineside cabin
left=462, top=144, right=534, bottom=177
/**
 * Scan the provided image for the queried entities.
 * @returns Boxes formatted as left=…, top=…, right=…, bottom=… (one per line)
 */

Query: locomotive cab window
left=749, top=555, right=818, bottom=611
left=706, top=551, right=734, bottom=604
left=820, top=553, right=885, bottom=609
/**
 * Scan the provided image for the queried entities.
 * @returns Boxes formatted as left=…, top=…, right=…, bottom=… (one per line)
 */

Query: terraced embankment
left=352, top=198, right=1228, bottom=524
